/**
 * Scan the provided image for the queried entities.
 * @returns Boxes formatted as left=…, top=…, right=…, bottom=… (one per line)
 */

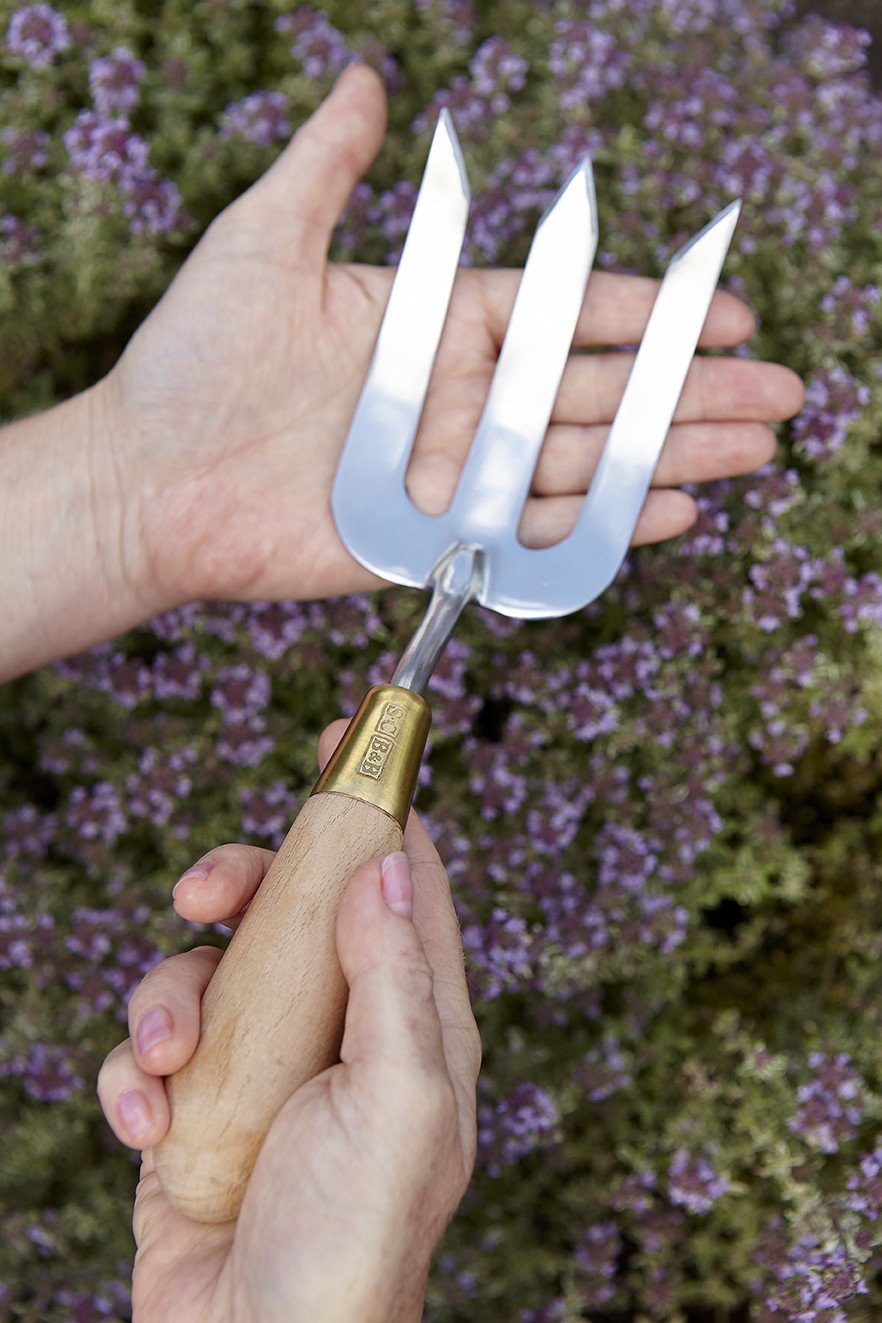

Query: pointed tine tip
left=668, top=197, right=742, bottom=269
left=433, top=107, right=471, bottom=203
left=577, top=155, right=598, bottom=223
left=538, top=154, right=598, bottom=233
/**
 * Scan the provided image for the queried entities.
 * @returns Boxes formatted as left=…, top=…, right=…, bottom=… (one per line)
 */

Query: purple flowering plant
left=2, top=1, right=882, bottom=1319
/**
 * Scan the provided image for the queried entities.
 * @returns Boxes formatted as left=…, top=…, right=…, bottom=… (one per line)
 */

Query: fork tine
left=481, top=200, right=742, bottom=618
left=446, top=159, right=598, bottom=541
left=332, top=111, right=471, bottom=588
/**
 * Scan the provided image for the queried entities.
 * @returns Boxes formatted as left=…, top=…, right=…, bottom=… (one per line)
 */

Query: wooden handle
left=154, top=792, right=401, bottom=1222
left=154, top=685, right=431, bottom=1223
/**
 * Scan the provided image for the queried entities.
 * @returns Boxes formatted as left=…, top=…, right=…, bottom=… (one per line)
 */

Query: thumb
left=250, top=63, right=387, bottom=260
left=335, top=851, right=448, bottom=1081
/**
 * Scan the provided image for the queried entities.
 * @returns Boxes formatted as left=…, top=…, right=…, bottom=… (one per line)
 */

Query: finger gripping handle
left=154, top=686, right=431, bottom=1223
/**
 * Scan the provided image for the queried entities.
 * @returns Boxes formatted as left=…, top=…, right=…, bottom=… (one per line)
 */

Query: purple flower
left=413, top=0, right=474, bottom=47
left=246, top=601, right=311, bottom=660
left=610, top=1169, right=658, bottom=1215
left=1, top=126, right=50, bottom=174
left=478, top=1080, right=560, bottom=1175
left=788, top=1051, right=864, bottom=1154
left=549, top=18, right=630, bottom=109
left=119, top=172, right=181, bottom=234
left=210, top=664, right=271, bottom=721
left=368, top=180, right=418, bottom=261
left=784, top=15, right=872, bottom=79
left=65, top=783, right=127, bottom=845
left=846, top=1148, right=882, bottom=1222
left=0, top=212, right=39, bottom=264
left=570, top=682, right=619, bottom=741
left=755, top=1225, right=869, bottom=1321
left=468, top=37, right=528, bottom=112
left=840, top=571, right=882, bottom=634
left=791, top=364, right=870, bottom=460
left=275, top=10, right=356, bottom=80
left=3, top=804, right=55, bottom=859
left=0, top=1041, right=86, bottom=1102
left=239, top=782, right=299, bottom=846
left=89, top=46, right=146, bottom=115
left=64, top=906, right=162, bottom=1020
left=220, top=92, right=291, bottom=147
left=217, top=717, right=275, bottom=768
left=819, top=275, right=881, bottom=340
left=6, top=3, right=70, bottom=69
left=126, top=746, right=197, bottom=828
left=595, top=822, right=660, bottom=894
left=573, top=1221, right=622, bottom=1309
left=578, top=1035, right=633, bottom=1103
left=64, top=112, right=150, bottom=185
left=668, top=1147, right=729, bottom=1215
left=462, top=906, right=534, bottom=999
left=149, top=643, right=207, bottom=702
left=63, top=111, right=184, bottom=237
left=468, top=743, right=528, bottom=820
left=0, top=877, right=54, bottom=973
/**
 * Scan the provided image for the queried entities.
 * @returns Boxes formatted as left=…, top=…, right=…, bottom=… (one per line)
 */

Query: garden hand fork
left=156, top=114, right=740, bottom=1222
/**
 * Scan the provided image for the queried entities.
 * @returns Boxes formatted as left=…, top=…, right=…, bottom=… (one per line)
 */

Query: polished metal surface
left=391, top=544, right=485, bottom=691
left=311, top=685, right=431, bottom=830
left=331, top=111, right=471, bottom=592
left=331, top=115, right=740, bottom=689
left=446, top=162, right=597, bottom=548
left=481, top=200, right=742, bottom=618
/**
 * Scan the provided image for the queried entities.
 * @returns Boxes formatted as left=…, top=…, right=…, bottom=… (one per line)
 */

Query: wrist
left=0, top=382, right=170, bottom=680
left=81, top=375, right=170, bottom=623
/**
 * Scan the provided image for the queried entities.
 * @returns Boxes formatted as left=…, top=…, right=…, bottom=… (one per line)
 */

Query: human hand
left=98, top=63, right=804, bottom=614
left=97, top=720, right=480, bottom=1323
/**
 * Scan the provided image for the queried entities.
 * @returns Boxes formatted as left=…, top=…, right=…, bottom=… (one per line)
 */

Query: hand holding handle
left=154, top=685, right=430, bottom=1223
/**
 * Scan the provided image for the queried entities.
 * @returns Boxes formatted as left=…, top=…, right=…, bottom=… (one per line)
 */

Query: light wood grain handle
left=154, top=685, right=430, bottom=1223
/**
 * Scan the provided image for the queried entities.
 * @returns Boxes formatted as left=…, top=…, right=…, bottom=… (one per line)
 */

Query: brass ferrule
left=310, top=685, right=431, bottom=831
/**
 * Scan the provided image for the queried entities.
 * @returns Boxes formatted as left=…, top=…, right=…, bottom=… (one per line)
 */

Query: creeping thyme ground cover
left=2, top=0, right=882, bottom=1318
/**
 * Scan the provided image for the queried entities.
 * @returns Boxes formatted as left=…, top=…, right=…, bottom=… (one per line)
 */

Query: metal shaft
left=391, top=543, right=485, bottom=693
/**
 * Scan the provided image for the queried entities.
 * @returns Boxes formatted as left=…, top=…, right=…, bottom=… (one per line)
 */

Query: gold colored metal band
left=310, top=685, right=432, bottom=831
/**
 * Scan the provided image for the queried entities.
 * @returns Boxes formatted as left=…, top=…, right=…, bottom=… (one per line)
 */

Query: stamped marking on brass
left=358, top=703, right=408, bottom=780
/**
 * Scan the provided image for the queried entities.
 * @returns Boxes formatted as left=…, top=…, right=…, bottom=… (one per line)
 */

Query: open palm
left=103, top=64, right=803, bottom=615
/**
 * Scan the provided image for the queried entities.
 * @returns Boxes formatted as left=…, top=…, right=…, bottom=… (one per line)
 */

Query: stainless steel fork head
left=333, top=113, right=739, bottom=621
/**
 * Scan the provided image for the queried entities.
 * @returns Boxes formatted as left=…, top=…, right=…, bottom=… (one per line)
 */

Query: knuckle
left=459, top=1020, right=483, bottom=1082
left=397, top=1069, right=458, bottom=1134
left=96, top=1039, right=130, bottom=1098
left=394, top=944, right=436, bottom=1005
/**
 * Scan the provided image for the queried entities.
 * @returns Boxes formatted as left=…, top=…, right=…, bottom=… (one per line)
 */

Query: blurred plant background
left=2, top=1, right=882, bottom=1319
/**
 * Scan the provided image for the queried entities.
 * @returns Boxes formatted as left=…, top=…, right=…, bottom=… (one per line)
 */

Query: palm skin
left=101, top=64, right=803, bottom=618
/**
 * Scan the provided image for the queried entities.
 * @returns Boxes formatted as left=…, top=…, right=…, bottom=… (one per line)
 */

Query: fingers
left=477, top=267, right=757, bottom=349
left=551, top=354, right=805, bottom=426
left=98, top=946, right=222, bottom=1149
left=334, top=834, right=480, bottom=1165
left=249, top=63, right=387, bottom=260
left=532, top=420, right=777, bottom=496
left=126, top=946, right=224, bottom=1076
left=317, top=721, right=479, bottom=1100
left=317, top=718, right=349, bottom=772
left=336, top=854, right=450, bottom=1079
left=520, top=488, right=698, bottom=549
left=172, top=842, right=276, bottom=928
left=403, top=813, right=482, bottom=1154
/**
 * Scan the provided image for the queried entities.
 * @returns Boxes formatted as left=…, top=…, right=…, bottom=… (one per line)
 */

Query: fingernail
left=173, top=857, right=215, bottom=898
left=380, top=851, right=413, bottom=919
left=136, top=1007, right=173, bottom=1058
left=117, top=1089, right=152, bottom=1144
